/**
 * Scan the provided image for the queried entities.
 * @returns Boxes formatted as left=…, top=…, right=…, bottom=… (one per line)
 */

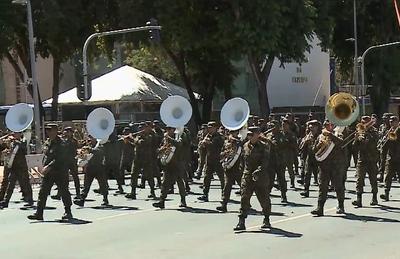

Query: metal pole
left=82, top=25, right=161, bottom=101
left=360, top=41, right=400, bottom=115
left=353, top=0, right=361, bottom=112
left=26, top=0, right=42, bottom=152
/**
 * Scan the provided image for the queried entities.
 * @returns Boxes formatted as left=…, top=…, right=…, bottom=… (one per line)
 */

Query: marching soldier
left=198, top=122, right=225, bottom=202
left=153, top=126, right=187, bottom=209
left=52, top=127, right=80, bottom=200
left=351, top=116, right=379, bottom=207
left=118, top=127, right=135, bottom=188
left=299, top=120, right=320, bottom=197
left=234, top=127, right=271, bottom=231
left=281, top=119, right=297, bottom=188
left=311, top=121, right=346, bottom=216
left=216, top=130, right=243, bottom=212
left=74, top=136, right=109, bottom=207
left=378, top=113, right=393, bottom=182
left=265, top=120, right=288, bottom=203
left=28, top=124, right=73, bottom=221
left=380, top=116, right=400, bottom=201
left=104, top=133, right=125, bottom=194
left=0, top=132, right=33, bottom=208
left=126, top=122, right=158, bottom=199
left=195, top=124, right=208, bottom=180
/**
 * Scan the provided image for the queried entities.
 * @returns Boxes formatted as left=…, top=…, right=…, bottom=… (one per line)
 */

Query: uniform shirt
left=243, top=140, right=269, bottom=178
left=9, top=139, right=28, bottom=169
left=64, top=137, right=78, bottom=163
left=159, top=134, right=183, bottom=167
left=266, top=131, right=285, bottom=167
left=352, top=128, right=379, bottom=163
left=87, top=143, right=105, bottom=170
left=381, top=127, right=400, bottom=163
left=220, top=135, right=243, bottom=169
left=201, top=132, right=224, bottom=164
left=43, top=136, right=67, bottom=171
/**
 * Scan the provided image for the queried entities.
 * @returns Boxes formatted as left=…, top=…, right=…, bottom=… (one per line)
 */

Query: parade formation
left=0, top=93, right=398, bottom=232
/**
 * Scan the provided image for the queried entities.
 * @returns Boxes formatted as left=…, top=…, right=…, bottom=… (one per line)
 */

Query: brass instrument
left=299, top=131, right=313, bottom=151
left=76, top=145, right=93, bottom=167
left=158, top=135, right=176, bottom=166
left=315, top=92, right=360, bottom=161
left=378, top=126, right=398, bottom=150
left=220, top=135, right=242, bottom=170
left=341, top=118, right=376, bottom=148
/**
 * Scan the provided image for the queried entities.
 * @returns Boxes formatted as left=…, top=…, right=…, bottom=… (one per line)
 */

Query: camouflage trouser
left=130, top=160, right=156, bottom=192
left=317, top=163, right=345, bottom=206
left=196, top=147, right=206, bottom=176
left=0, top=167, right=11, bottom=201
left=82, top=165, right=108, bottom=198
left=3, top=166, right=33, bottom=203
left=221, top=165, right=242, bottom=205
left=239, top=173, right=270, bottom=218
left=282, top=155, right=295, bottom=182
left=356, top=160, right=378, bottom=195
left=57, top=161, right=80, bottom=197
left=384, top=162, right=400, bottom=193
left=304, top=158, right=318, bottom=191
left=160, top=163, right=186, bottom=201
left=268, top=163, right=287, bottom=194
left=203, top=162, right=224, bottom=196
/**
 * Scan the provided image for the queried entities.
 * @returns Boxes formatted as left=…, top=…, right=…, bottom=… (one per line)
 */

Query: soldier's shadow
left=30, top=218, right=92, bottom=225
left=237, top=227, right=303, bottom=238
left=90, top=205, right=138, bottom=211
left=176, top=206, right=220, bottom=214
left=281, top=201, right=313, bottom=208
left=330, top=213, right=400, bottom=223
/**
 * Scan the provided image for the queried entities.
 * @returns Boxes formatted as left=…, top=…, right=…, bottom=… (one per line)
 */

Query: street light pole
left=13, top=0, right=42, bottom=152
left=353, top=0, right=360, bottom=100
left=80, top=25, right=161, bottom=101
left=359, top=41, right=400, bottom=114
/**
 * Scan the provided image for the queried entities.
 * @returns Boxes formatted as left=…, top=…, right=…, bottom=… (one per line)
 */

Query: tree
left=313, top=0, right=400, bottom=116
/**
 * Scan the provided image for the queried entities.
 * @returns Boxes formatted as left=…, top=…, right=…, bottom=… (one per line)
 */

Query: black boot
left=0, top=200, right=9, bottom=208
left=27, top=212, right=43, bottom=221
left=116, top=186, right=125, bottom=194
left=336, top=200, right=345, bottom=214
left=152, top=200, right=165, bottom=209
left=261, top=216, right=271, bottom=229
left=125, top=188, right=136, bottom=200
left=233, top=216, right=246, bottom=231
left=370, top=193, right=378, bottom=206
left=179, top=197, right=187, bottom=208
left=198, top=195, right=208, bottom=202
left=380, top=191, right=389, bottom=201
left=216, top=203, right=227, bottom=213
left=300, top=190, right=309, bottom=198
left=101, top=196, right=109, bottom=206
left=61, top=208, right=73, bottom=220
left=148, top=190, right=156, bottom=199
left=352, top=194, right=362, bottom=207
left=281, top=192, right=288, bottom=203
left=73, top=199, right=85, bottom=207
left=311, top=201, right=324, bottom=216
left=290, top=178, right=295, bottom=189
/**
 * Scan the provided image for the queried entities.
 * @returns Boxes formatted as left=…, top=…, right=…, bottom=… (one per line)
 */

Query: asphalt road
left=1, top=167, right=400, bottom=259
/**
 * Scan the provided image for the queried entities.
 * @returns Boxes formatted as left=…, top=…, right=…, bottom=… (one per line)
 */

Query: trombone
left=341, top=118, right=376, bottom=149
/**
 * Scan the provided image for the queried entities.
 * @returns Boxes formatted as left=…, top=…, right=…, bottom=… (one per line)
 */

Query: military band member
left=74, top=136, right=109, bottom=207
left=311, top=121, right=346, bottom=216
left=281, top=119, right=298, bottom=189
left=52, top=127, right=81, bottom=200
left=377, top=113, right=392, bottom=181
left=104, top=134, right=125, bottom=194
left=351, top=116, right=379, bottom=207
left=0, top=132, right=33, bottom=208
left=194, top=124, right=208, bottom=180
left=216, top=130, right=243, bottom=212
left=265, top=120, right=288, bottom=203
left=299, top=120, right=320, bottom=198
left=28, top=124, right=73, bottom=221
left=198, top=122, right=225, bottom=202
left=153, top=126, right=187, bottom=209
left=234, top=127, right=271, bottom=231
left=118, top=127, right=135, bottom=187
left=380, top=116, right=400, bottom=201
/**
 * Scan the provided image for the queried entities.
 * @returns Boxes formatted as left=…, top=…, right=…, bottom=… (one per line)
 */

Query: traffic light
left=147, top=18, right=161, bottom=44
left=77, top=82, right=92, bottom=101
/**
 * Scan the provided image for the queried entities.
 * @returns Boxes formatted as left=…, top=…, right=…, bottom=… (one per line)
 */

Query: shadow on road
left=282, top=201, right=313, bottom=208
left=30, top=218, right=92, bottom=225
left=332, top=213, right=400, bottom=223
left=177, top=206, right=220, bottom=214
left=236, top=227, right=303, bottom=238
left=90, top=205, right=138, bottom=211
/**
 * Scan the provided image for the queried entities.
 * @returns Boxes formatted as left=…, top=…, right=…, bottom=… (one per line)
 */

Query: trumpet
left=299, top=131, right=313, bottom=150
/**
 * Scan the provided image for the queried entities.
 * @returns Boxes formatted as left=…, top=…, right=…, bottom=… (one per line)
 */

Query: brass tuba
left=315, top=93, right=359, bottom=162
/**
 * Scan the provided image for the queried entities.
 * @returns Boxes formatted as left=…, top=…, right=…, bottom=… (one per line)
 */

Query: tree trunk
left=164, top=47, right=202, bottom=126
left=247, top=54, right=274, bottom=117
left=223, top=83, right=232, bottom=101
left=51, top=59, right=61, bottom=120
left=201, top=76, right=216, bottom=123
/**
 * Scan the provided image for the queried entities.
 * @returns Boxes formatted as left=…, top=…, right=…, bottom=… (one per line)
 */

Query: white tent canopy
left=46, top=65, right=195, bottom=104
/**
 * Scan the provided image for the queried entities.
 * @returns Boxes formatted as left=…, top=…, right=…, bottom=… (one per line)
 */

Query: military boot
left=216, top=203, right=227, bottom=213
left=125, top=188, right=136, bottom=200
left=300, top=190, right=309, bottom=198
left=336, top=200, right=345, bottom=214
left=311, top=201, right=324, bottom=216
left=352, top=194, right=362, bottom=207
left=62, top=208, right=73, bottom=220
left=148, top=189, right=156, bottom=199
left=233, top=216, right=246, bottom=231
left=152, top=200, right=165, bottom=209
left=281, top=192, right=288, bottom=203
left=370, top=193, right=378, bottom=206
left=73, top=199, right=85, bottom=207
left=27, top=212, right=43, bottom=221
left=197, top=195, right=209, bottom=202
left=179, top=197, right=187, bottom=208
left=290, top=178, right=295, bottom=189
left=102, top=196, right=109, bottom=206
left=0, top=200, right=9, bottom=208
left=380, top=191, right=389, bottom=201
left=260, top=216, right=271, bottom=229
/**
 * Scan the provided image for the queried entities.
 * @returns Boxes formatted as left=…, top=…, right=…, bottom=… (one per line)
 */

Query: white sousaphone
left=159, top=95, right=193, bottom=165
left=5, top=103, right=38, bottom=169
left=220, top=97, right=250, bottom=169
left=78, top=108, right=115, bottom=167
